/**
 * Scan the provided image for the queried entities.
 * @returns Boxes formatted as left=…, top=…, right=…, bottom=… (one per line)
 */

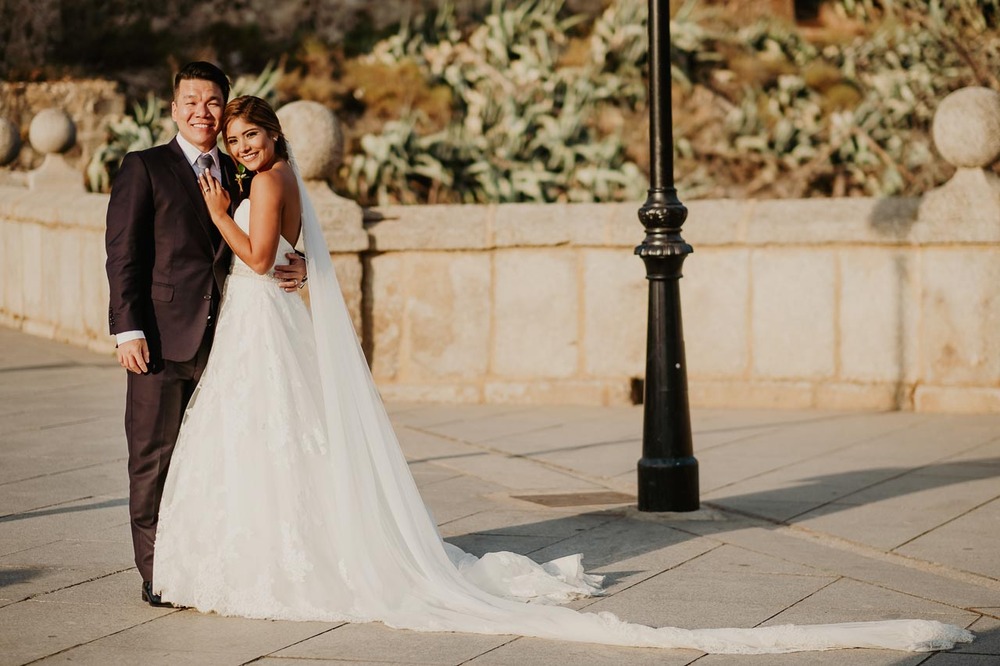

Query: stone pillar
left=913, top=87, right=1000, bottom=412
left=916, top=87, right=1000, bottom=243
left=27, top=108, right=84, bottom=192
left=275, top=101, right=368, bottom=337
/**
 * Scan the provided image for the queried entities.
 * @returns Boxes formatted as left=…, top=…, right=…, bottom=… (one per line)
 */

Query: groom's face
left=171, top=78, right=225, bottom=152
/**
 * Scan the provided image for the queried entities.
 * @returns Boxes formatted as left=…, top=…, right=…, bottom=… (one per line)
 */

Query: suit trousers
left=125, top=328, right=213, bottom=581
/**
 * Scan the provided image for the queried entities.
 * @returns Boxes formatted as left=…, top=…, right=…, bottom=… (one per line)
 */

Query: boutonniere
left=235, top=163, right=249, bottom=194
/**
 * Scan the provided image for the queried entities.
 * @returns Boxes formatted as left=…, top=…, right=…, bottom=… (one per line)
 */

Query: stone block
left=366, top=204, right=492, bottom=251
left=1, top=220, right=23, bottom=318
left=493, top=249, right=579, bottom=378
left=681, top=198, right=752, bottom=246
left=688, top=379, right=816, bottom=409
left=377, top=382, right=483, bottom=404
left=28, top=154, right=85, bottom=192
left=365, top=252, right=405, bottom=379
left=916, top=169, right=1000, bottom=243
left=330, top=253, right=362, bottom=338
left=839, top=249, right=918, bottom=384
left=751, top=249, right=836, bottom=380
left=81, top=229, right=109, bottom=338
left=55, top=226, right=85, bottom=339
left=20, top=222, right=45, bottom=323
left=365, top=250, right=491, bottom=382
left=404, top=252, right=491, bottom=381
left=493, top=202, right=608, bottom=247
left=307, top=182, right=367, bottom=253
left=914, top=386, right=1000, bottom=413
left=603, top=201, right=641, bottom=248
left=581, top=248, right=646, bottom=378
left=483, top=380, right=621, bottom=405
left=920, top=248, right=1000, bottom=385
left=747, top=197, right=918, bottom=245
left=682, top=248, right=750, bottom=379
left=814, top=382, right=901, bottom=411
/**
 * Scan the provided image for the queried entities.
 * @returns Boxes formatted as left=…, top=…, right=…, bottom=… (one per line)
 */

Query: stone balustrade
left=1, top=88, right=999, bottom=412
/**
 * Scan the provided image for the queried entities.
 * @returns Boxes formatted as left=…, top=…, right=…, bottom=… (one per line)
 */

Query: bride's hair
left=222, top=96, right=289, bottom=161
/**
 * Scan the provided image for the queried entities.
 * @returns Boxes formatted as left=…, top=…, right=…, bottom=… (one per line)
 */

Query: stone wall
left=361, top=195, right=1000, bottom=412
left=5, top=182, right=997, bottom=412
left=2, top=87, right=999, bottom=413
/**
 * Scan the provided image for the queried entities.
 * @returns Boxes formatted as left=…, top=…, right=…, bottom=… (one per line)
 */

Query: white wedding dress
left=153, top=169, right=973, bottom=655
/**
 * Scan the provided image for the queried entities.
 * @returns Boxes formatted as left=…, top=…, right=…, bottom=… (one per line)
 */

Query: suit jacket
left=106, top=138, right=241, bottom=363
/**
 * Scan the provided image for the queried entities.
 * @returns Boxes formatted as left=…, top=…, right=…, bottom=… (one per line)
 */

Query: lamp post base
left=637, top=456, right=700, bottom=512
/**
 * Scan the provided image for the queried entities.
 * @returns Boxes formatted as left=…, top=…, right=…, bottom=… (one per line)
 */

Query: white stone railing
left=2, top=90, right=999, bottom=412
left=363, top=193, right=998, bottom=413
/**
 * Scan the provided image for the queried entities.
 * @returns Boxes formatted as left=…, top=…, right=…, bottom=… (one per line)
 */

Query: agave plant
left=346, top=0, right=646, bottom=205
left=86, top=93, right=175, bottom=192
left=345, top=0, right=1000, bottom=203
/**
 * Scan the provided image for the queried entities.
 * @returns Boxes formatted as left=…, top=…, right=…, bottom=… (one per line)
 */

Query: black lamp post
left=635, top=0, right=699, bottom=512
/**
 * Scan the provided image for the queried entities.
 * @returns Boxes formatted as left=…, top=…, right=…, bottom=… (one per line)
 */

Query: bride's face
left=226, top=118, right=278, bottom=172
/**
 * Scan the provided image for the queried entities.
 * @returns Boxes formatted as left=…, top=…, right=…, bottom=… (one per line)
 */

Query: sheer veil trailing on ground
left=171, top=146, right=974, bottom=654
left=292, top=151, right=972, bottom=653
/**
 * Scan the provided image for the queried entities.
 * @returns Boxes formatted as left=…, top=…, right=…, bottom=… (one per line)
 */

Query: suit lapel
left=166, top=138, right=217, bottom=247
left=219, top=154, right=240, bottom=210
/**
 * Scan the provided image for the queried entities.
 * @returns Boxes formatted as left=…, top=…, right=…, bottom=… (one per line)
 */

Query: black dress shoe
left=141, top=580, right=173, bottom=608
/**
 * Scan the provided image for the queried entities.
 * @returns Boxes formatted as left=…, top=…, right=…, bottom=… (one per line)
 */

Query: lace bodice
left=230, top=199, right=295, bottom=278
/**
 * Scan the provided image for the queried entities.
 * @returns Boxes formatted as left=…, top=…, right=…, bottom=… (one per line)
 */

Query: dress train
left=153, top=166, right=973, bottom=655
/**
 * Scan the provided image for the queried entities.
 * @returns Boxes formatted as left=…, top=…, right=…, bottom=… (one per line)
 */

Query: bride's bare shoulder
left=248, top=167, right=291, bottom=199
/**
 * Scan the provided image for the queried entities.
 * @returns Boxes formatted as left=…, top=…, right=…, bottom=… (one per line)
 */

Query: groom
left=105, top=61, right=306, bottom=607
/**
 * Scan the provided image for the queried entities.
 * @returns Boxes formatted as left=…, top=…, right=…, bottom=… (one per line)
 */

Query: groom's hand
left=274, top=252, right=307, bottom=293
left=118, top=338, right=150, bottom=374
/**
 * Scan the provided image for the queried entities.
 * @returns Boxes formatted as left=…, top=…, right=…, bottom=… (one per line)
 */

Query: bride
left=152, top=96, right=973, bottom=655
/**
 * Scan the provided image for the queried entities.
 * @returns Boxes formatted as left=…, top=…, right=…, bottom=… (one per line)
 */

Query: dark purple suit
left=105, top=137, right=240, bottom=581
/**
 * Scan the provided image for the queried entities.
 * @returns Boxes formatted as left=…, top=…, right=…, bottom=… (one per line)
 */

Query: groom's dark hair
left=174, top=61, right=231, bottom=103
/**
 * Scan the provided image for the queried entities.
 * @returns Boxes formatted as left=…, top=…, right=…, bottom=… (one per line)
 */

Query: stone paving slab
left=895, top=497, right=1000, bottom=580
left=696, top=650, right=927, bottom=665
left=272, top=622, right=513, bottom=664
left=674, top=521, right=1000, bottom=610
left=1, top=328, right=998, bottom=665
left=794, top=473, right=1000, bottom=552
left=464, top=637, right=697, bottom=665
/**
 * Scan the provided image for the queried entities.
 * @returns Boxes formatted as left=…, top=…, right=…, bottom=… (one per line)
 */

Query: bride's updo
left=222, top=96, right=289, bottom=161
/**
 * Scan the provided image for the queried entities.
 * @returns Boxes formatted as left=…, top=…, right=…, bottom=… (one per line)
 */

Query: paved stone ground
left=1, top=327, right=998, bottom=665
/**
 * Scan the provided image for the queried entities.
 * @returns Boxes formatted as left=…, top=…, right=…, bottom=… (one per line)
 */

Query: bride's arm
left=200, top=170, right=281, bottom=275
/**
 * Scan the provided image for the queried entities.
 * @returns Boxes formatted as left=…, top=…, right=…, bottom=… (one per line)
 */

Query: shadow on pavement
left=710, top=457, right=1000, bottom=522
left=0, top=497, right=128, bottom=523
left=0, top=567, right=45, bottom=589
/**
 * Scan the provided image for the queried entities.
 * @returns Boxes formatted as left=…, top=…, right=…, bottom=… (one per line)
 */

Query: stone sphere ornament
left=29, top=108, right=76, bottom=154
left=276, top=101, right=344, bottom=181
left=932, top=87, right=1000, bottom=169
left=0, top=118, right=21, bottom=166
